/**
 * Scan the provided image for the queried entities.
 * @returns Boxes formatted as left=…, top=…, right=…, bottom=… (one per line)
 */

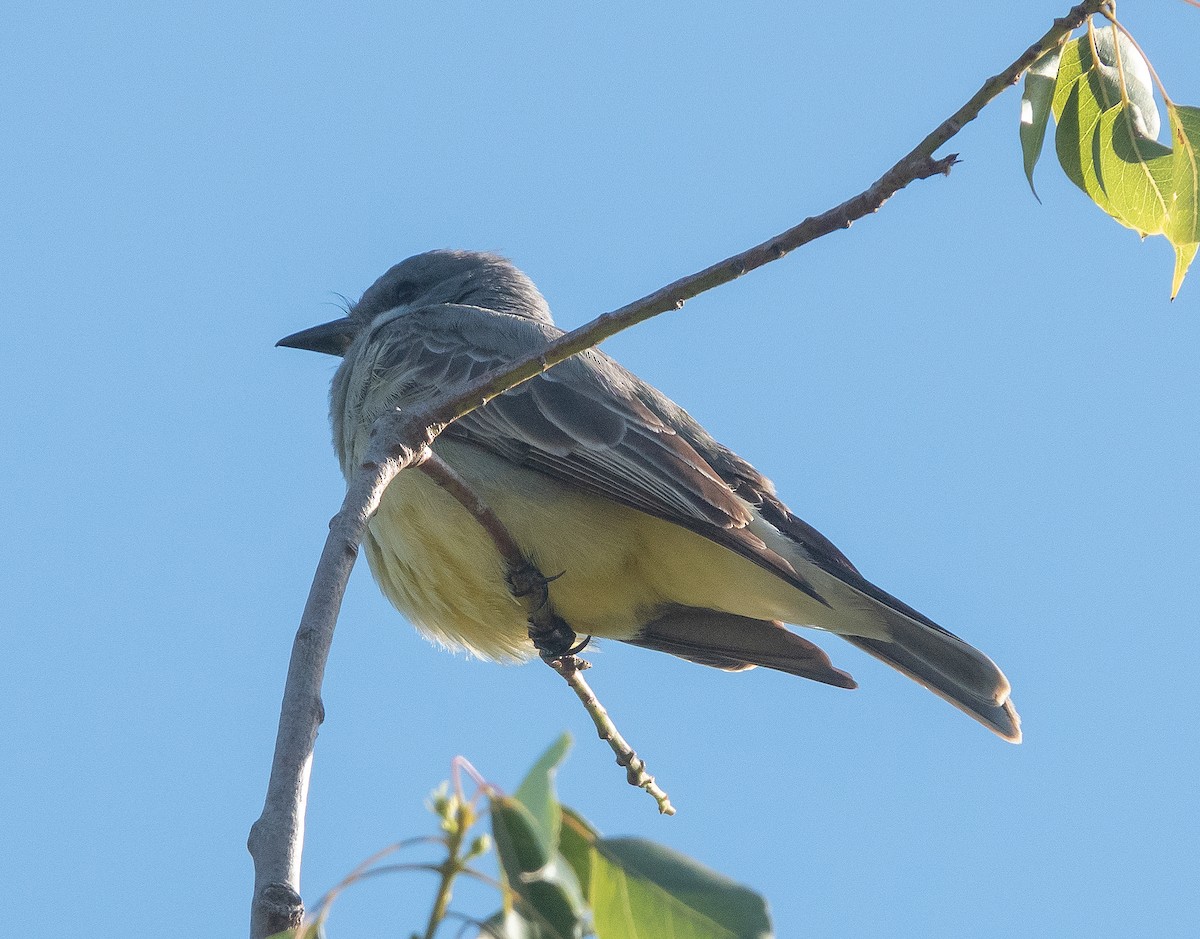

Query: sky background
left=4, top=3, right=1199, bottom=937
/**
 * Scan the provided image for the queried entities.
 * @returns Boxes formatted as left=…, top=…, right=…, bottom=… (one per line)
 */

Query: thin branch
left=549, top=656, right=675, bottom=816
left=417, top=454, right=525, bottom=566
left=420, top=452, right=671, bottom=811
left=417, top=452, right=576, bottom=655
left=422, top=845, right=464, bottom=939
left=413, top=1, right=1107, bottom=437
left=306, top=836, right=448, bottom=931
left=248, top=4, right=1103, bottom=934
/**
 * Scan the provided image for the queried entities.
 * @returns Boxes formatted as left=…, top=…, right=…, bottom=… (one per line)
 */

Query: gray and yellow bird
left=279, top=250, right=1021, bottom=742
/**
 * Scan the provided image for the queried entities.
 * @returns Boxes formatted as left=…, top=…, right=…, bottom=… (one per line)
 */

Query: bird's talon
left=565, top=635, right=592, bottom=655
left=528, top=615, right=579, bottom=658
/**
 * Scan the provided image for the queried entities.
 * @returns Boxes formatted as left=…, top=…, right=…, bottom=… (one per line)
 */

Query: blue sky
left=4, top=3, right=1198, bottom=937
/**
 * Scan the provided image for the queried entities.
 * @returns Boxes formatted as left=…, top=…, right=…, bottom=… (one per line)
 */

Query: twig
left=410, top=1, right=1106, bottom=438
left=248, top=5, right=1102, bottom=933
left=417, top=453, right=579, bottom=655
left=420, top=453, right=669, bottom=811
left=549, top=657, right=676, bottom=816
left=304, top=836, right=447, bottom=933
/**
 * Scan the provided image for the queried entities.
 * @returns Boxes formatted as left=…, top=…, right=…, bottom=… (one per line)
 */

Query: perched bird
left=279, top=250, right=1020, bottom=742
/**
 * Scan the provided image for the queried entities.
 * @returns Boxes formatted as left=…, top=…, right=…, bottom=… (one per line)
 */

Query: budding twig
left=548, top=656, right=676, bottom=816
left=419, top=451, right=674, bottom=814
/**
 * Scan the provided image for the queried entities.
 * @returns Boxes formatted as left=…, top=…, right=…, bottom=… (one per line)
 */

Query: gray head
left=278, top=250, right=552, bottom=357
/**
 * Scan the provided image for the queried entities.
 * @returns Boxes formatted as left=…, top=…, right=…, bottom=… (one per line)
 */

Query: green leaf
left=588, top=838, right=773, bottom=939
left=1021, top=46, right=1063, bottom=198
left=557, top=806, right=597, bottom=898
left=1166, top=106, right=1200, bottom=297
left=514, top=734, right=573, bottom=853
left=1172, top=243, right=1198, bottom=301
left=1047, top=26, right=1199, bottom=296
left=1052, top=27, right=1159, bottom=133
left=1095, top=102, right=1173, bottom=236
left=1051, top=37, right=1091, bottom=121
left=554, top=804, right=774, bottom=938
left=1167, top=104, right=1200, bottom=245
left=1092, top=23, right=1160, bottom=140
left=1094, top=23, right=1156, bottom=141
left=1051, top=26, right=1161, bottom=203
left=490, top=796, right=586, bottom=939
left=1089, top=101, right=1200, bottom=298
left=1056, top=73, right=1114, bottom=210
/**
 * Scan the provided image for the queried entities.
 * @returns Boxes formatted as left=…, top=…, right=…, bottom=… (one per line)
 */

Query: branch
left=549, top=656, right=676, bottom=816
left=416, top=454, right=574, bottom=654
left=414, top=1, right=1106, bottom=433
left=248, top=5, right=1104, bottom=934
left=419, top=453, right=674, bottom=813
left=248, top=412, right=437, bottom=939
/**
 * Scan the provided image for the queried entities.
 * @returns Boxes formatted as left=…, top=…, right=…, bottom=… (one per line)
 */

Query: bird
left=278, top=249, right=1021, bottom=742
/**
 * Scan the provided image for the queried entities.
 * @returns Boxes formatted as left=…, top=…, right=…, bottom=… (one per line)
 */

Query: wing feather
left=373, top=304, right=754, bottom=530
left=364, top=302, right=826, bottom=601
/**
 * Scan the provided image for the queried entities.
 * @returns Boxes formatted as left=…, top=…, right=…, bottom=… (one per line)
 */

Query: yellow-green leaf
left=1056, top=74, right=1114, bottom=212
left=1171, top=243, right=1197, bottom=300
left=1167, top=104, right=1200, bottom=245
left=1051, top=37, right=1091, bottom=121
left=588, top=839, right=772, bottom=939
left=1095, top=103, right=1173, bottom=236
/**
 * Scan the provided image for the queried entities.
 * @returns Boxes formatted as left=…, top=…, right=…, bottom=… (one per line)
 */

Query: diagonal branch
left=416, top=453, right=574, bottom=655
left=248, top=4, right=1105, bottom=934
left=419, top=452, right=675, bottom=814
left=416, top=0, right=1106, bottom=433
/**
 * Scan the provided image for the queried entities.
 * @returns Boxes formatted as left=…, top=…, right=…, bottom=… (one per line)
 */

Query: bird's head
left=277, top=249, right=552, bottom=356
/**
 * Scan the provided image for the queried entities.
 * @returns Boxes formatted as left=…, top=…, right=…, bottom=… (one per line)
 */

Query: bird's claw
left=506, top=563, right=564, bottom=611
left=529, top=614, right=581, bottom=659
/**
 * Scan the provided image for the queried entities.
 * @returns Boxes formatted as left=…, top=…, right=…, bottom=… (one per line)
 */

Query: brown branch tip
left=548, top=656, right=676, bottom=816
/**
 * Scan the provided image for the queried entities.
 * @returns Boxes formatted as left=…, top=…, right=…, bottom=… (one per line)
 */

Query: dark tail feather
left=627, top=606, right=857, bottom=689
left=805, top=557, right=1021, bottom=741
left=845, top=635, right=1022, bottom=742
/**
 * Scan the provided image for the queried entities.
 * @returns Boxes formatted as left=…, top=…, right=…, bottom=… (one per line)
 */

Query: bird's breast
left=362, top=439, right=670, bottom=660
left=360, top=439, right=844, bottom=662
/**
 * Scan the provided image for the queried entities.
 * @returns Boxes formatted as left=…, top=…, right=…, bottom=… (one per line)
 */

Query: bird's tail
left=844, top=628, right=1021, bottom=742
left=752, top=498, right=1020, bottom=740
left=787, top=542, right=1022, bottom=742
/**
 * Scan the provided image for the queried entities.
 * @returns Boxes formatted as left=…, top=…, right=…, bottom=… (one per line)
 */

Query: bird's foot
left=505, top=561, right=586, bottom=659
left=529, top=615, right=589, bottom=660
left=505, top=562, right=563, bottom=610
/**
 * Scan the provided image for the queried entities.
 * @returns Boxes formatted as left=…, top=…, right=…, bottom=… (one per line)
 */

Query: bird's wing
left=367, top=302, right=1019, bottom=738
left=635, top=383, right=1021, bottom=741
left=368, top=304, right=825, bottom=601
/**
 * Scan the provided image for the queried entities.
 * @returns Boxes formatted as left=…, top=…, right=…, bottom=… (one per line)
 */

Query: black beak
left=276, top=317, right=357, bottom=357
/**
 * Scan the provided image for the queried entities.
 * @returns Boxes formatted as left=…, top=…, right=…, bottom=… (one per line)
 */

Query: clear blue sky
left=4, top=3, right=1198, bottom=937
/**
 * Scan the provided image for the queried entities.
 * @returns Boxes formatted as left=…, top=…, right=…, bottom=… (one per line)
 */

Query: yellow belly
left=362, top=440, right=848, bottom=661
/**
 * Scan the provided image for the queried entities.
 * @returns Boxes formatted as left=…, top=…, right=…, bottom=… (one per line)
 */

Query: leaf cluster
left=485, top=735, right=772, bottom=939
left=1020, top=12, right=1200, bottom=298
left=273, top=736, right=773, bottom=939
